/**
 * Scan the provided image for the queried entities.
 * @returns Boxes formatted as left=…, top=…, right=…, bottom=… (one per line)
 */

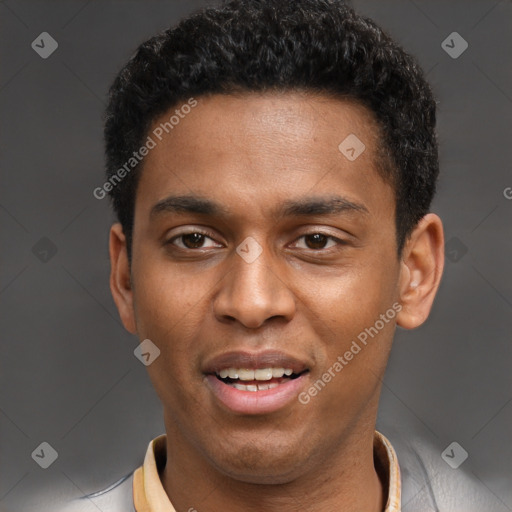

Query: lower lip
left=205, top=374, right=308, bottom=415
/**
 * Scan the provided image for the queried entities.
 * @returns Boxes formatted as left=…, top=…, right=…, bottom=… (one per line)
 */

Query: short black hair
left=104, top=0, right=438, bottom=257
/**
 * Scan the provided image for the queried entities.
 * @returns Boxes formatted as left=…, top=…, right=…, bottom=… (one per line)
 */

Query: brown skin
left=109, top=92, right=444, bottom=512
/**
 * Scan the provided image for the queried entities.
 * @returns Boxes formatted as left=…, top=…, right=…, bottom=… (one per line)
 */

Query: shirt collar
left=133, top=430, right=401, bottom=512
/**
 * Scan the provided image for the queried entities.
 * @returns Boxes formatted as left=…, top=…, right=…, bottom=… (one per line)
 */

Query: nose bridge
left=213, top=239, right=295, bottom=328
left=234, top=243, right=275, bottom=294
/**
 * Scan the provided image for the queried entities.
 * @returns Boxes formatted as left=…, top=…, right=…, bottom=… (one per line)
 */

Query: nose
left=213, top=242, right=296, bottom=329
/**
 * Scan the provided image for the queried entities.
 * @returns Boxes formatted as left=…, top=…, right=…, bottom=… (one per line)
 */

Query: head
left=107, top=0, right=444, bottom=485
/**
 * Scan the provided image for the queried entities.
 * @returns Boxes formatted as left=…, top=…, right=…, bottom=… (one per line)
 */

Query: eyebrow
left=277, top=196, right=369, bottom=218
left=150, top=195, right=229, bottom=218
left=150, top=194, right=369, bottom=219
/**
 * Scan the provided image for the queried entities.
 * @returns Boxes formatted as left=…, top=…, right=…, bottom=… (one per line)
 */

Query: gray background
left=0, top=0, right=511, bottom=510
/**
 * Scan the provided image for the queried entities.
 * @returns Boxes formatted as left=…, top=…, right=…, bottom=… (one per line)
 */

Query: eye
left=293, top=233, right=341, bottom=250
left=169, top=232, right=221, bottom=249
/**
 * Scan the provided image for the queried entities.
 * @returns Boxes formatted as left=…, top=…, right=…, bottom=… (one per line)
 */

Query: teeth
left=237, top=369, right=255, bottom=381
left=217, top=367, right=295, bottom=381
left=231, top=382, right=282, bottom=392
left=272, top=368, right=285, bottom=378
left=254, top=368, right=273, bottom=380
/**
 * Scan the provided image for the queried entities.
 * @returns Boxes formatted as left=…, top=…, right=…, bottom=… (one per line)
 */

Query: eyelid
left=166, top=227, right=223, bottom=248
left=294, top=227, right=349, bottom=242
left=290, top=232, right=346, bottom=250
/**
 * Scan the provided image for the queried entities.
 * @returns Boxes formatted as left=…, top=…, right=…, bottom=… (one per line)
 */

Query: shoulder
left=385, top=429, right=508, bottom=512
left=58, top=472, right=135, bottom=512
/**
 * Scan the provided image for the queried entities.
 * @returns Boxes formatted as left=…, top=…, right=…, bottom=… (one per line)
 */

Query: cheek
left=302, top=277, right=396, bottom=429
left=300, top=263, right=396, bottom=337
left=131, top=257, right=207, bottom=337
left=296, top=255, right=399, bottom=402
left=131, top=264, right=208, bottom=411
left=130, top=259, right=214, bottom=399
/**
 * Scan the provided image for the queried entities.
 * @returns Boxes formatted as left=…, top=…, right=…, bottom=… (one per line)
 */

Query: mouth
left=203, top=351, right=311, bottom=415
left=214, top=366, right=308, bottom=391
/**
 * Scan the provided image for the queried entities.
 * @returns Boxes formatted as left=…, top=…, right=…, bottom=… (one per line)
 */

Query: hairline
left=123, top=88, right=401, bottom=258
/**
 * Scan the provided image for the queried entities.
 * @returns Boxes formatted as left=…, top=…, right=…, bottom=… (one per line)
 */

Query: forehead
left=135, top=92, right=393, bottom=221
left=147, top=91, right=383, bottom=169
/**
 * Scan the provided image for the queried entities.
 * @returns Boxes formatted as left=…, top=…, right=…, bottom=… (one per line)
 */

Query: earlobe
left=396, top=213, right=445, bottom=330
left=109, top=223, right=137, bottom=334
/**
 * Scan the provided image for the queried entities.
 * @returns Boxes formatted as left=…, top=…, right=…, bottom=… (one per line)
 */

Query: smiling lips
left=203, top=351, right=310, bottom=414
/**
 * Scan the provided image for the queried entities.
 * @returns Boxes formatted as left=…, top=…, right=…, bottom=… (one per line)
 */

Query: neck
left=160, top=415, right=385, bottom=512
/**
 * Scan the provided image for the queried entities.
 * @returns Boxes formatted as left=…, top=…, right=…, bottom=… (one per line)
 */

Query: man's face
left=124, top=92, right=404, bottom=482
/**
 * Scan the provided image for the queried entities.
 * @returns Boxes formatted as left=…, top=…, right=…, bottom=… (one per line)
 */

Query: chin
left=208, top=438, right=309, bottom=484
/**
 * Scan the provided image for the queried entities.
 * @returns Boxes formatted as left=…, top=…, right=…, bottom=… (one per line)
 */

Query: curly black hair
left=103, top=0, right=438, bottom=257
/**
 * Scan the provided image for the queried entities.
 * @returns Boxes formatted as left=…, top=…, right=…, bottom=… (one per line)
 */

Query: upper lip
left=203, top=350, right=310, bottom=374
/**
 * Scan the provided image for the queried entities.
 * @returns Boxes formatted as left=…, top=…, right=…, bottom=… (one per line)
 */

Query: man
left=62, top=0, right=501, bottom=510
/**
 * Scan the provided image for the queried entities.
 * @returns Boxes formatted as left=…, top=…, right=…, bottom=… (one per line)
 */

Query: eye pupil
left=182, top=233, right=205, bottom=248
left=305, top=233, right=328, bottom=249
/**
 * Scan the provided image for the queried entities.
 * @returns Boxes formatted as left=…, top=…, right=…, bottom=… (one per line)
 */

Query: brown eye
left=304, top=233, right=329, bottom=249
left=181, top=233, right=206, bottom=248
left=169, top=231, right=221, bottom=250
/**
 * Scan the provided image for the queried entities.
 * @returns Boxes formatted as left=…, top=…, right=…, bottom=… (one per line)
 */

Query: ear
left=109, top=223, right=137, bottom=334
left=396, top=213, right=445, bottom=330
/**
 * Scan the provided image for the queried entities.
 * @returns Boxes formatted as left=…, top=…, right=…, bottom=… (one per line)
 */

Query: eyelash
left=168, top=229, right=221, bottom=250
left=167, top=230, right=345, bottom=251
